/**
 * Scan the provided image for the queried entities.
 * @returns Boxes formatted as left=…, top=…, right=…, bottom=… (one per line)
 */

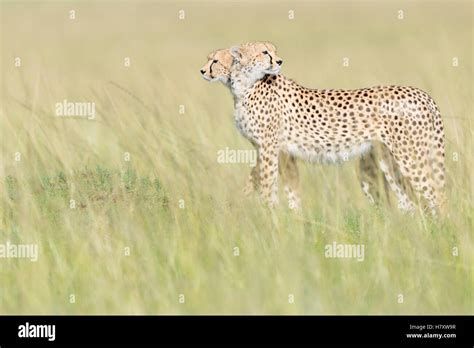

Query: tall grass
left=0, top=1, right=472, bottom=314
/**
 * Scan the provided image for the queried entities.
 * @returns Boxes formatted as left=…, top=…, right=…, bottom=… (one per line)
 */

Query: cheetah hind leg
left=384, top=137, right=442, bottom=216
left=359, top=143, right=399, bottom=206
left=360, top=143, right=416, bottom=211
left=359, top=147, right=387, bottom=206
left=377, top=153, right=417, bottom=215
left=391, top=154, right=441, bottom=217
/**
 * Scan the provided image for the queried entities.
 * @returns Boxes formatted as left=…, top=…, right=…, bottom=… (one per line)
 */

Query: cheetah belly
left=283, top=141, right=373, bottom=164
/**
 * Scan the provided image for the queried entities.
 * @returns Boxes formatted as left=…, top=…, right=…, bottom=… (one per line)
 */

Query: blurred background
left=0, top=0, right=472, bottom=314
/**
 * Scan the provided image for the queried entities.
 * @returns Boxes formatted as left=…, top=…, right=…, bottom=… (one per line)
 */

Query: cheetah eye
left=262, top=50, right=268, bottom=55
left=213, top=59, right=218, bottom=63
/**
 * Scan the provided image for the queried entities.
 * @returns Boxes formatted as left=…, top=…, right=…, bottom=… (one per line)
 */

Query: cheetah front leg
left=279, top=153, right=301, bottom=210
left=244, top=152, right=300, bottom=210
left=258, top=141, right=280, bottom=207
left=242, top=143, right=260, bottom=196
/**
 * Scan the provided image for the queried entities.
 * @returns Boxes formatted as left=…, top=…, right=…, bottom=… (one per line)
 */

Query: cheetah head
left=200, top=48, right=233, bottom=84
left=230, top=42, right=282, bottom=78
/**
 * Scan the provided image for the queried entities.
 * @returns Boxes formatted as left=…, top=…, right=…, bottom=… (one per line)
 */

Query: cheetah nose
left=200, top=69, right=206, bottom=75
left=276, top=60, right=283, bottom=66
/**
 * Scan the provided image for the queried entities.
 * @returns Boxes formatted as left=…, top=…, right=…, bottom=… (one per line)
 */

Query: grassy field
left=0, top=0, right=472, bottom=314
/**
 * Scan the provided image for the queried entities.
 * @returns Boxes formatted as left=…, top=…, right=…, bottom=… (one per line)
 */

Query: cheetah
left=200, top=47, right=407, bottom=211
left=229, top=42, right=446, bottom=216
left=204, top=43, right=446, bottom=216
left=201, top=48, right=301, bottom=210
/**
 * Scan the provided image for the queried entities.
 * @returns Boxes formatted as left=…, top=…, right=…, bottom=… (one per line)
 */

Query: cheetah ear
left=230, top=46, right=243, bottom=61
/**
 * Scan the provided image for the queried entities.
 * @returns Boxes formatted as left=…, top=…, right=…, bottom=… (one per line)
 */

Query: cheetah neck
left=229, top=64, right=266, bottom=101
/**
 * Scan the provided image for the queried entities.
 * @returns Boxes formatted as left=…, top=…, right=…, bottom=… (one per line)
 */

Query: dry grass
left=0, top=0, right=472, bottom=314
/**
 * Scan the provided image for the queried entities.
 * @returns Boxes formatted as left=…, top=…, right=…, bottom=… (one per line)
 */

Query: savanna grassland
left=0, top=1, right=472, bottom=314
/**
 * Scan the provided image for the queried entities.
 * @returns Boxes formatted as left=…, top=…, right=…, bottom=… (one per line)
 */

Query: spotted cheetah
left=203, top=43, right=446, bottom=215
left=201, top=48, right=301, bottom=210
left=200, top=47, right=407, bottom=211
left=229, top=42, right=446, bottom=215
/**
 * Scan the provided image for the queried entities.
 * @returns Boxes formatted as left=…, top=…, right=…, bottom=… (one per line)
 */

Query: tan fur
left=202, top=43, right=446, bottom=216
left=201, top=46, right=300, bottom=210
left=200, top=49, right=234, bottom=84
